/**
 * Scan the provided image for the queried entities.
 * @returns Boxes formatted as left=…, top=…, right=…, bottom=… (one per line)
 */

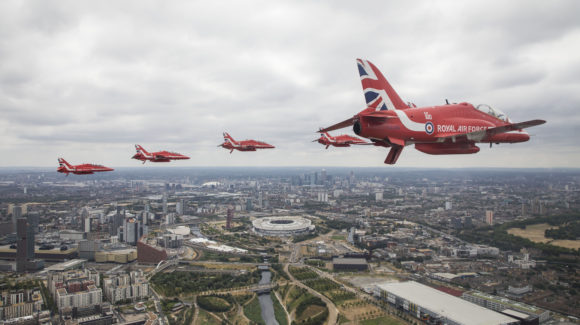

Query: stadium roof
left=376, top=281, right=517, bottom=325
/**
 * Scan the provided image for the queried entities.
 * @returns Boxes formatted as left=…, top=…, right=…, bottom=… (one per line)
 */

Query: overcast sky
left=1, top=0, right=579, bottom=168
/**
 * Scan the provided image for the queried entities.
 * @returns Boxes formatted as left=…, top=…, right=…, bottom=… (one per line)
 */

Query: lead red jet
left=131, top=145, right=190, bottom=164
left=219, top=132, right=275, bottom=153
left=57, top=158, right=114, bottom=175
left=319, top=59, right=546, bottom=164
left=314, top=131, right=369, bottom=149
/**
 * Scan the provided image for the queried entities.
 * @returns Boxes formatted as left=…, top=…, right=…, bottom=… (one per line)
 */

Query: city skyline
left=1, top=1, right=579, bottom=168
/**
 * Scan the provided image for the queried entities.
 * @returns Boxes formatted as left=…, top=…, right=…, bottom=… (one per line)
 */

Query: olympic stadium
left=252, top=216, right=314, bottom=236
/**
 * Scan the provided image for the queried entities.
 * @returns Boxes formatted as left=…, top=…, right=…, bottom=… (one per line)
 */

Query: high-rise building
left=176, top=199, right=184, bottom=215
left=120, top=218, right=147, bottom=245
left=16, top=219, right=27, bottom=273
left=226, top=208, right=234, bottom=229
left=16, top=218, right=34, bottom=273
left=375, top=192, right=383, bottom=201
left=445, top=201, right=452, bottom=210
left=12, top=205, right=22, bottom=233
left=162, top=193, right=168, bottom=215
left=485, top=210, right=494, bottom=225
left=110, top=212, right=124, bottom=237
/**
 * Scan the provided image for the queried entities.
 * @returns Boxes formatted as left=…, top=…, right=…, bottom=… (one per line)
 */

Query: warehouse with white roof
left=375, top=281, right=519, bottom=325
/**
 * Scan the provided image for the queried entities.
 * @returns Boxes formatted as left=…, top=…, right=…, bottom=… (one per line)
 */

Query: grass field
left=508, top=223, right=580, bottom=249
left=507, top=223, right=555, bottom=243
left=271, top=292, right=288, bottom=325
left=295, top=305, right=325, bottom=323
left=550, top=239, right=580, bottom=249
left=195, top=309, right=220, bottom=325
left=243, top=296, right=264, bottom=325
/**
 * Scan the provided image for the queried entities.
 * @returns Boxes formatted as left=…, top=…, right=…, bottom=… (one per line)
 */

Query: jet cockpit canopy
left=476, top=104, right=508, bottom=122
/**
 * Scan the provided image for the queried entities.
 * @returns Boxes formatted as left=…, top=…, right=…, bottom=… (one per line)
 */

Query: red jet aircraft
left=57, top=158, right=114, bottom=175
left=319, top=59, right=546, bottom=165
left=314, top=132, right=369, bottom=149
left=132, top=145, right=190, bottom=164
left=219, top=132, right=275, bottom=153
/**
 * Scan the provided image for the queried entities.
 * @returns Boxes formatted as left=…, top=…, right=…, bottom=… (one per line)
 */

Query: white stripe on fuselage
left=393, top=110, right=425, bottom=132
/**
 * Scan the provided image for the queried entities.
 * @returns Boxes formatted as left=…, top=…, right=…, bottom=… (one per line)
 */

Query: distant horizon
left=1, top=165, right=579, bottom=171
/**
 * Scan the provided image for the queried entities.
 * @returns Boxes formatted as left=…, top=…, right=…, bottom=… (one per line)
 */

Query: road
left=284, top=263, right=338, bottom=325
left=150, top=285, right=168, bottom=325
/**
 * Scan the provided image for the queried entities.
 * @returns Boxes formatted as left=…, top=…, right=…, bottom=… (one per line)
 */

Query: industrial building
left=332, top=257, right=368, bottom=271
left=462, top=290, right=549, bottom=323
left=94, top=249, right=137, bottom=264
left=375, top=281, right=519, bottom=325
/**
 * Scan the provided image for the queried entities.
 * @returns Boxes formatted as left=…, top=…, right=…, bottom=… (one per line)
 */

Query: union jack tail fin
left=135, top=145, right=150, bottom=156
left=58, top=158, right=72, bottom=169
left=356, top=59, right=408, bottom=111
left=223, top=132, right=237, bottom=145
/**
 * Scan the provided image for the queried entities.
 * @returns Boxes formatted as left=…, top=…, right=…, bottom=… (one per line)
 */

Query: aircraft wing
left=319, top=114, right=396, bottom=133
left=319, top=117, right=356, bottom=133
left=437, top=119, right=546, bottom=142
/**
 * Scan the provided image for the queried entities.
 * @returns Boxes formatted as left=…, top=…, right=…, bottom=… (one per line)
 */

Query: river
left=258, top=271, right=279, bottom=325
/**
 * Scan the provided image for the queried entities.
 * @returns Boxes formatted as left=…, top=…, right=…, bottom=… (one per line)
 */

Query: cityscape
left=0, top=167, right=578, bottom=325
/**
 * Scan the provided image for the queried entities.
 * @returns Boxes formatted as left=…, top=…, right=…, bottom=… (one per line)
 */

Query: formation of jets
left=57, top=59, right=546, bottom=174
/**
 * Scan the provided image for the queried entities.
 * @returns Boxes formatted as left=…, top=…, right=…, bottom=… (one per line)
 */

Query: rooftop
left=465, top=290, right=546, bottom=315
left=376, top=281, right=518, bottom=325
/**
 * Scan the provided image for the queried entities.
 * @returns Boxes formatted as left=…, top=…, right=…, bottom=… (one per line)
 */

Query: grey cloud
left=0, top=0, right=579, bottom=167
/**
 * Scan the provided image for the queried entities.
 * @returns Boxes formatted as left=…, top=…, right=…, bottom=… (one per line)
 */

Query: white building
left=56, top=286, right=102, bottom=310
left=375, top=281, right=518, bottom=325
left=103, top=270, right=149, bottom=304
left=445, top=201, right=452, bottom=210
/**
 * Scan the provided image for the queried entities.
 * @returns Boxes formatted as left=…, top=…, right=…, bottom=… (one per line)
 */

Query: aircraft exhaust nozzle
left=353, top=120, right=362, bottom=136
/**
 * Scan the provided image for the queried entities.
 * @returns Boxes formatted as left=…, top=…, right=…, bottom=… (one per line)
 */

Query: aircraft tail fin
left=356, top=59, right=408, bottom=111
left=223, top=132, right=237, bottom=145
left=135, top=144, right=150, bottom=156
left=58, top=158, right=73, bottom=170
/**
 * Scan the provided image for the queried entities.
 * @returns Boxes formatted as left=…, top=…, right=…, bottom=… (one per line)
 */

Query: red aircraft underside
left=219, top=132, right=275, bottom=153
left=57, top=158, right=114, bottom=175
left=315, top=132, right=369, bottom=149
left=319, top=59, right=546, bottom=165
left=132, top=145, right=190, bottom=163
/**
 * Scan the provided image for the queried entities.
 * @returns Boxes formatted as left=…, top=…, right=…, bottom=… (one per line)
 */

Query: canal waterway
left=258, top=271, right=279, bottom=325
